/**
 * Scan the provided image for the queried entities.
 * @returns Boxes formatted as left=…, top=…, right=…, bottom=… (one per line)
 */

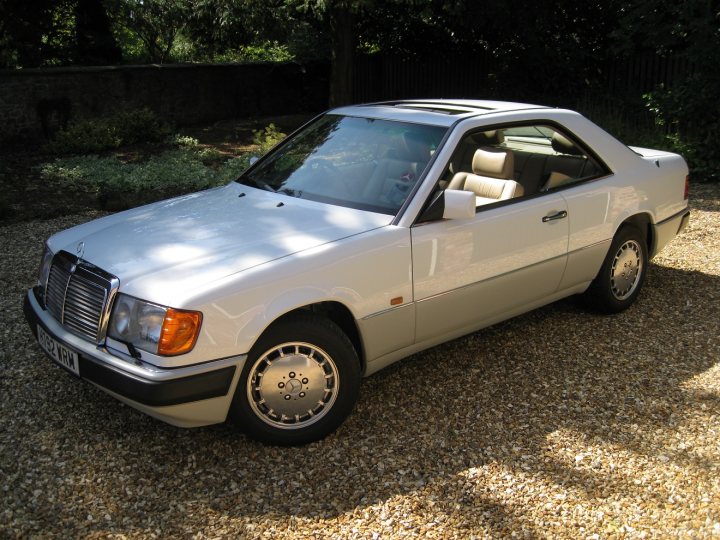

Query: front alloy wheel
left=231, top=312, right=360, bottom=445
left=247, top=341, right=339, bottom=429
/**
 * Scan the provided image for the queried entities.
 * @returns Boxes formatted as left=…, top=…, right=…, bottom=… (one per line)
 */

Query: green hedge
left=46, top=108, right=172, bottom=155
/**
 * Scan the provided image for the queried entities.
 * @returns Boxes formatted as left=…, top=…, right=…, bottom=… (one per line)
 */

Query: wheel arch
left=264, top=301, right=366, bottom=373
left=618, top=212, right=654, bottom=255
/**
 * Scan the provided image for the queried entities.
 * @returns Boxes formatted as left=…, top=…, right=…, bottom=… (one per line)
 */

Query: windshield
left=238, top=114, right=447, bottom=214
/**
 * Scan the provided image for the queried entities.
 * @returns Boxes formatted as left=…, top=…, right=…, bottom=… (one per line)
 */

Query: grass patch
left=40, top=148, right=251, bottom=211
left=38, top=121, right=286, bottom=211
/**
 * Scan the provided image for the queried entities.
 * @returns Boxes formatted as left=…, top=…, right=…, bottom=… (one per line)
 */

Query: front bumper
left=24, top=288, right=245, bottom=427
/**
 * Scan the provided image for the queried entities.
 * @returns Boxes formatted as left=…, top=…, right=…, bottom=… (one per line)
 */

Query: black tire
left=230, top=312, right=360, bottom=445
left=582, top=225, right=648, bottom=314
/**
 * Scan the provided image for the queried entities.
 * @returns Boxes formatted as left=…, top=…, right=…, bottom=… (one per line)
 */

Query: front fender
left=187, top=226, right=413, bottom=359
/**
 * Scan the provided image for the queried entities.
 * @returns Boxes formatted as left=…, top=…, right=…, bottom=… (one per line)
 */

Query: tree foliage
left=1, top=0, right=718, bottom=178
left=613, top=0, right=720, bottom=181
left=108, top=0, right=191, bottom=63
left=0, top=0, right=76, bottom=67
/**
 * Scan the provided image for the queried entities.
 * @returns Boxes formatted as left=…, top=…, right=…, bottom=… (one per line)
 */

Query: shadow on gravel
left=4, top=262, right=718, bottom=537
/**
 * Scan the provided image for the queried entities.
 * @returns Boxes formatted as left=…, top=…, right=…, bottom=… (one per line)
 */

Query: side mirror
left=443, top=190, right=476, bottom=219
left=419, top=190, right=476, bottom=222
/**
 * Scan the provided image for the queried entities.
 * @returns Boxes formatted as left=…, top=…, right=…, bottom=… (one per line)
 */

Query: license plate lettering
left=37, top=325, right=79, bottom=376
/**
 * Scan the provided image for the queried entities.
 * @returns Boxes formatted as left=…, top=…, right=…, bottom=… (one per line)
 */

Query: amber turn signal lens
left=158, top=308, right=202, bottom=356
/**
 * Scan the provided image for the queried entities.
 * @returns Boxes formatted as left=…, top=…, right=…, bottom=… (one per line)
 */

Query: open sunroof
left=390, top=103, right=482, bottom=115
left=368, top=100, right=493, bottom=115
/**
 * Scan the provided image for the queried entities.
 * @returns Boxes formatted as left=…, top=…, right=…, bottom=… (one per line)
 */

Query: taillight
left=684, top=175, right=690, bottom=200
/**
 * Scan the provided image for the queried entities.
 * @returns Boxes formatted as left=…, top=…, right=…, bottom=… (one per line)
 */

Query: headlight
left=108, top=294, right=202, bottom=356
left=37, top=244, right=54, bottom=293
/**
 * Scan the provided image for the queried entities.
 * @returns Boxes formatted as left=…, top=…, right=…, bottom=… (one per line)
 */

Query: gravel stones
left=1, top=186, right=719, bottom=538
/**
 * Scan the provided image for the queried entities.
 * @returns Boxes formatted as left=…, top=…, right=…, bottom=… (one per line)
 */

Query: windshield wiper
left=278, top=187, right=302, bottom=198
left=240, top=177, right=275, bottom=192
left=240, top=177, right=302, bottom=198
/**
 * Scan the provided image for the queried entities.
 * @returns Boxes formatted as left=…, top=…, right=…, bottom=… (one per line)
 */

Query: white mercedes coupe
left=25, top=100, right=690, bottom=444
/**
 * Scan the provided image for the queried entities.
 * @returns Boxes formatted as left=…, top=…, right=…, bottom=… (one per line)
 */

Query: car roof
left=330, top=99, right=551, bottom=127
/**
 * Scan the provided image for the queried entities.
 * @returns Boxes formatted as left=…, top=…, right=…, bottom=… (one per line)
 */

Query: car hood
left=48, top=183, right=391, bottom=305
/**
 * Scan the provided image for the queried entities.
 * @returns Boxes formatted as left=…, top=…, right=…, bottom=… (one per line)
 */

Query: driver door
left=411, top=193, right=569, bottom=344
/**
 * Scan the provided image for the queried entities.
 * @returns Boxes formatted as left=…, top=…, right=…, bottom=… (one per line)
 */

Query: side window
left=502, top=125, right=605, bottom=193
left=440, top=129, right=522, bottom=208
left=441, top=124, right=605, bottom=207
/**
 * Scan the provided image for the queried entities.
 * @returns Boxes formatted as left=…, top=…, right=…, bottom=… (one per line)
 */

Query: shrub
left=577, top=98, right=668, bottom=150
left=112, top=109, right=172, bottom=146
left=46, top=120, right=122, bottom=155
left=252, top=123, right=286, bottom=155
left=196, top=147, right=224, bottom=162
left=217, top=155, right=252, bottom=183
left=39, top=148, right=247, bottom=210
left=169, top=134, right=225, bottom=163
left=171, top=134, right=200, bottom=147
left=46, top=108, right=172, bottom=155
left=645, top=77, right=720, bottom=182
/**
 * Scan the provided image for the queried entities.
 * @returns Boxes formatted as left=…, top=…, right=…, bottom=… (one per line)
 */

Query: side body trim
left=365, top=282, right=590, bottom=376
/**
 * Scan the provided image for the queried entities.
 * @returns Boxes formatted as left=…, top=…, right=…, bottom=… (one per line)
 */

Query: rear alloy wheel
left=231, top=312, right=360, bottom=445
left=582, top=225, right=648, bottom=314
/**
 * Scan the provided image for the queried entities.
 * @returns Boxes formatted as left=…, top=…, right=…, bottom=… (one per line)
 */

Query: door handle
left=542, top=210, right=568, bottom=222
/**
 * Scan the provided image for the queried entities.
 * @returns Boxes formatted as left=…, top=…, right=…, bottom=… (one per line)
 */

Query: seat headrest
left=551, top=132, right=582, bottom=155
left=471, top=148, right=514, bottom=179
left=468, top=130, right=504, bottom=146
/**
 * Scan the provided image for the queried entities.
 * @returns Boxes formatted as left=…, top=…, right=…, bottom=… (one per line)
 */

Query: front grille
left=43, top=251, right=118, bottom=343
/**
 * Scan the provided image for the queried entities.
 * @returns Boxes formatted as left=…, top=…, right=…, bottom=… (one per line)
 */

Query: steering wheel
left=299, top=157, right=353, bottom=198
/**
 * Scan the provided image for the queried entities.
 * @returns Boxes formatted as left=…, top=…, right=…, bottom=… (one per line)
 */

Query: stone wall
left=0, top=62, right=329, bottom=143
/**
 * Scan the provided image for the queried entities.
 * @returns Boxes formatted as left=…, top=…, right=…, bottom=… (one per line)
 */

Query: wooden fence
left=601, top=54, right=693, bottom=94
left=352, top=53, right=692, bottom=104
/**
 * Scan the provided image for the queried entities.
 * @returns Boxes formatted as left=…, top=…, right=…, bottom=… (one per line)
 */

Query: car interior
left=441, top=125, right=606, bottom=207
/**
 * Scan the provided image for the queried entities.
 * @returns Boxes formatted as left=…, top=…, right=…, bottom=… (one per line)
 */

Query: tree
left=0, top=0, right=76, bottom=68
left=183, top=0, right=287, bottom=58
left=287, top=0, right=444, bottom=106
left=75, top=0, right=122, bottom=65
left=284, top=0, right=360, bottom=107
left=1, top=0, right=121, bottom=67
left=110, top=0, right=191, bottom=63
left=326, top=3, right=355, bottom=106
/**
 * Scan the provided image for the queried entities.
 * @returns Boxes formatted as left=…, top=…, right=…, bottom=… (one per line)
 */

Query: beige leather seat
left=447, top=130, right=505, bottom=177
left=448, top=148, right=524, bottom=206
left=541, top=132, right=601, bottom=191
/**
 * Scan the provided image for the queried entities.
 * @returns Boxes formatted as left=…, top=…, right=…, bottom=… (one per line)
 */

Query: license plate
left=37, top=325, right=80, bottom=376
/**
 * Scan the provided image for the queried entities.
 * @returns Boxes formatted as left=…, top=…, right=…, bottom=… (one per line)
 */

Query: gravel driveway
left=2, top=184, right=718, bottom=539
